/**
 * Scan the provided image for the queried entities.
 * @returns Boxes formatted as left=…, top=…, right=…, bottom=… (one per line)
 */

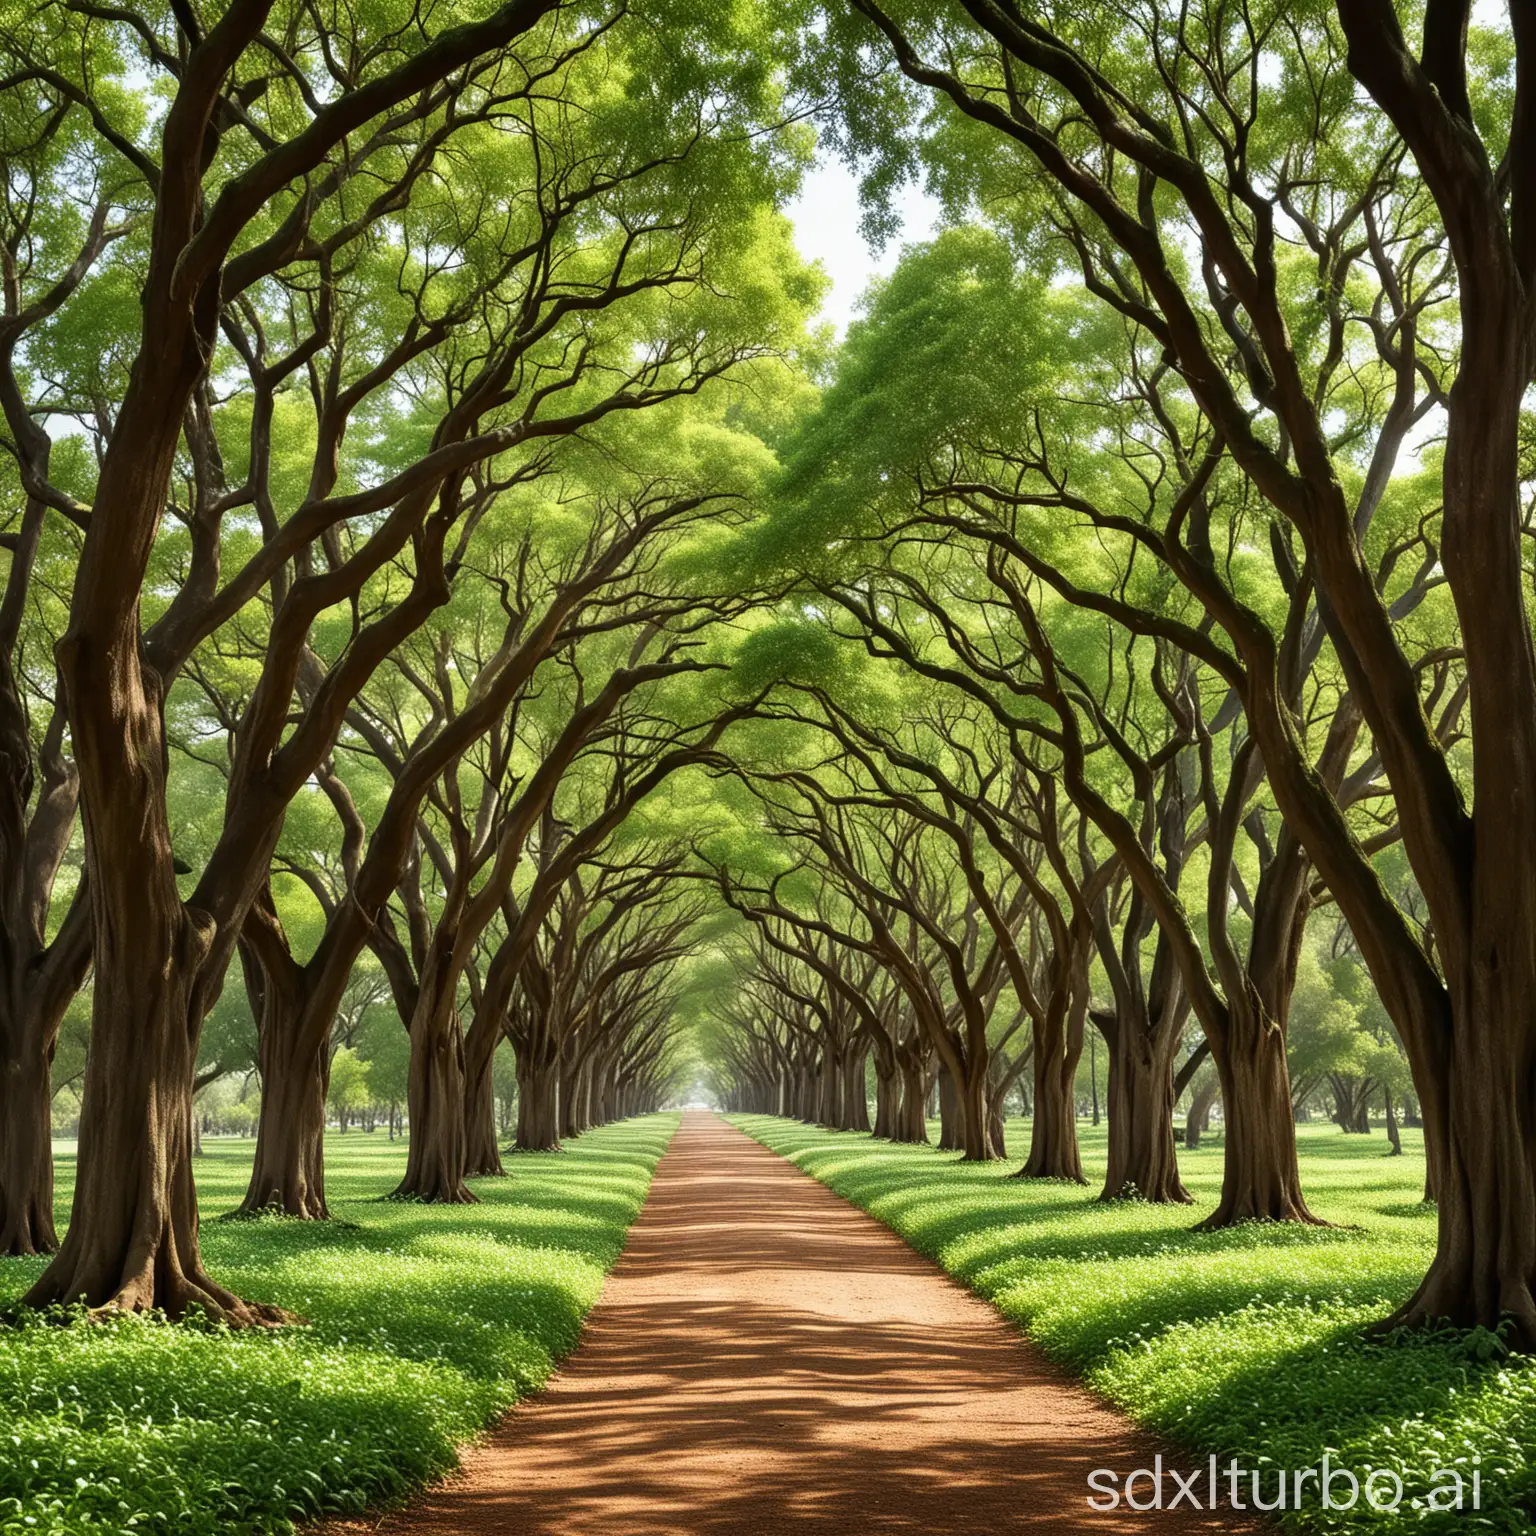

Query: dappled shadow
left=324, top=1113, right=1266, bottom=1535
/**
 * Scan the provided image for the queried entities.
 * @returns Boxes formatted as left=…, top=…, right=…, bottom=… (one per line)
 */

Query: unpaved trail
left=330, top=1111, right=1261, bottom=1533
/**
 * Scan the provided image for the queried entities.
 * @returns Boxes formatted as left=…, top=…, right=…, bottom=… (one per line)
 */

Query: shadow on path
left=325, top=1112, right=1265, bottom=1533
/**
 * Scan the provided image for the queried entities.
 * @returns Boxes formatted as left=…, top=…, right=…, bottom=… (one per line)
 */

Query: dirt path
left=335, top=1112, right=1261, bottom=1533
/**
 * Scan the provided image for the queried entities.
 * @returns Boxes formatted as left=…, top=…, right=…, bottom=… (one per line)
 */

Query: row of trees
left=0, top=0, right=814, bottom=1320
left=701, top=0, right=1533, bottom=1346
left=1, top=0, right=1532, bottom=1355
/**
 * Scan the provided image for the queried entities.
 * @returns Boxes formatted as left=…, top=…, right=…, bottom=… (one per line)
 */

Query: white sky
left=786, top=157, right=942, bottom=336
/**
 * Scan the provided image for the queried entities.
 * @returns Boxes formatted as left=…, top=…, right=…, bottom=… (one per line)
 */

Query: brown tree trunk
left=1385, top=1011, right=1536, bottom=1344
left=1184, top=1076, right=1218, bottom=1149
left=1018, top=1022, right=1085, bottom=1181
left=25, top=940, right=286, bottom=1322
left=463, top=1045, right=505, bottom=1177
left=393, top=1003, right=475, bottom=1203
left=515, top=1048, right=562, bottom=1152
left=871, top=1057, right=897, bottom=1139
left=0, top=1034, right=56, bottom=1254
left=894, top=1050, right=930, bottom=1143
left=841, top=1044, right=870, bottom=1132
left=936, top=1064, right=960, bottom=1150
left=238, top=1021, right=329, bottom=1219
left=816, top=1041, right=843, bottom=1129
left=1102, top=1022, right=1191, bottom=1203
left=1200, top=1014, right=1323, bottom=1228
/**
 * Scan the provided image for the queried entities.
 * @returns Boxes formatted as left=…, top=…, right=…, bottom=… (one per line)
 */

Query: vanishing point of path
left=336, top=1112, right=1263, bottom=1534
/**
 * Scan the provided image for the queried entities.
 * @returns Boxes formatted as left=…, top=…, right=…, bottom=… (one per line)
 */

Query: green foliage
left=734, top=1116, right=1534, bottom=1535
left=0, top=1118, right=678, bottom=1536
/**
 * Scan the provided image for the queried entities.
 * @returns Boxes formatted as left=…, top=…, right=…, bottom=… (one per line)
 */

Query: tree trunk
left=515, top=1048, right=562, bottom=1152
left=238, top=1026, right=328, bottom=1218
left=840, top=1043, right=870, bottom=1131
left=936, top=1064, right=960, bottom=1150
left=393, top=1005, right=475, bottom=1203
left=0, top=1034, right=57, bottom=1255
left=1384, top=1009, right=1536, bottom=1344
left=1102, top=1023, right=1190, bottom=1203
left=957, top=1062, right=1001, bottom=1161
left=1200, top=1017, right=1322, bottom=1228
left=817, top=1040, right=843, bottom=1129
left=1018, top=1031, right=1085, bottom=1181
left=871, top=1057, right=897, bottom=1139
left=1385, top=1088, right=1403, bottom=1156
left=463, top=1045, right=505, bottom=1177
left=894, top=1051, right=930, bottom=1143
left=1184, top=1076, right=1218, bottom=1149
left=25, top=942, right=286, bottom=1323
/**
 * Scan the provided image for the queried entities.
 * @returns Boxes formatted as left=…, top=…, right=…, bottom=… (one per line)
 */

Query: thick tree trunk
left=1018, top=1030, right=1085, bottom=1182
left=1102, top=1024, right=1190, bottom=1203
left=238, top=1030, right=329, bottom=1218
left=894, top=1051, right=930, bottom=1143
left=1200, top=1018, right=1322, bottom=1228
left=515, top=1049, right=562, bottom=1152
left=25, top=944, right=286, bottom=1322
left=0, top=1037, right=56, bottom=1255
left=816, top=1041, right=843, bottom=1129
left=1384, top=1007, right=1536, bottom=1344
left=560, top=1055, right=592, bottom=1141
left=951, top=1062, right=1001, bottom=1161
left=463, top=1045, right=505, bottom=1178
left=393, top=1007, right=475, bottom=1203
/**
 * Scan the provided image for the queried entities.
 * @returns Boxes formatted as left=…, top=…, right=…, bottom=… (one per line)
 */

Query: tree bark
left=1200, top=1015, right=1323, bottom=1228
left=0, top=1036, right=57, bottom=1255
left=515, top=1047, right=562, bottom=1152
left=24, top=934, right=286, bottom=1322
left=393, top=1001, right=475, bottom=1203
left=463, top=1044, right=505, bottom=1177
left=1018, top=1020, right=1085, bottom=1181
left=1101, top=1019, right=1191, bottom=1203
left=238, top=1031, right=328, bottom=1218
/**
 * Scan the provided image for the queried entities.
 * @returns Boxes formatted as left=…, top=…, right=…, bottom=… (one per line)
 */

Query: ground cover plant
left=734, top=1115, right=1536, bottom=1535
left=0, top=1116, right=677, bottom=1536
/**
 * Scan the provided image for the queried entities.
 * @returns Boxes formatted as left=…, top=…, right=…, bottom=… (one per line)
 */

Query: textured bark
left=24, top=931, right=285, bottom=1322
left=893, top=1050, right=931, bottom=1143
left=238, top=1033, right=328, bottom=1218
left=1019, top=1016, right=1085, bottom=1181
left=1199, top=1017, right=1323, bottom=1228
left=1101, top=1020, right=1190, bottom=1203
left=936, top=1065, right=960, bottom=1150
left=236, top=922, right=329, bottom=1218
left=0, top=1040, right=56, bottom=1255
left=463, top=1046, right=505, bottom=1178
left=515, top=1049, right=562, bottom=1152
left=393, top=1003, right=475, bottom=1203
left=1385, top=1014, right=1536, bottom=1343
left=840, top=1044, right=871, bottom=1132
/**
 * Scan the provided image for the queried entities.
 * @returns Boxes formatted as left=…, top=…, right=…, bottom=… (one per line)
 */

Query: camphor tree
left=1, top=0, right=813, bottom=1320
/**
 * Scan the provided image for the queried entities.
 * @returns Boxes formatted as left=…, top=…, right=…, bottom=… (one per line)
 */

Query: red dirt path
left=329, top=1111, right=1263, bottom=1533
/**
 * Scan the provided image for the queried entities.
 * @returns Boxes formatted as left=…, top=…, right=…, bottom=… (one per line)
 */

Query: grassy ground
left=0, top=1116, right=677, bottom=1536
left=732, top=1115, right=1535, bottom=1535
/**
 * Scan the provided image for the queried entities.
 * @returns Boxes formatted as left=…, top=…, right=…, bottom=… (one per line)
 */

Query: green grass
left=732, top=1115, right=1535, bottom=1535
left=0, top=1117, right=677, bottom=1536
